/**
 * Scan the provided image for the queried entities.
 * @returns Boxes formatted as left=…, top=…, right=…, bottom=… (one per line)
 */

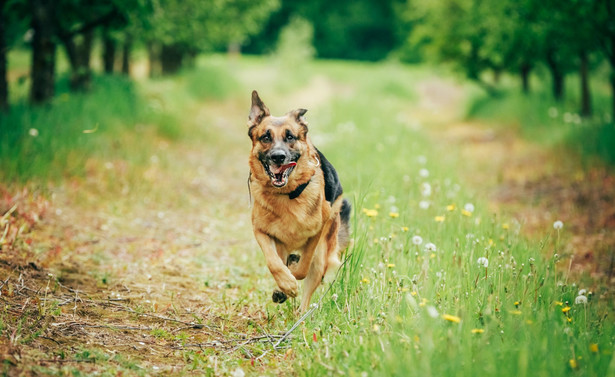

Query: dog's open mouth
left=266, top=162, right=297, bottom=187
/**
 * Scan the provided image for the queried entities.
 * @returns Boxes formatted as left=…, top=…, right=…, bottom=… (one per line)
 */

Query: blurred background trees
left=0, top=0, right=614, bottom=119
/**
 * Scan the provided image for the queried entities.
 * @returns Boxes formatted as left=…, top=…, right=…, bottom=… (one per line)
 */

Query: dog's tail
left=338, top=198, right=351, bottom=250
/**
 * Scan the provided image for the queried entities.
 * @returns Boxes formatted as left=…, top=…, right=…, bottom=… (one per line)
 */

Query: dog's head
left=247, top=90, right=312, bottom=188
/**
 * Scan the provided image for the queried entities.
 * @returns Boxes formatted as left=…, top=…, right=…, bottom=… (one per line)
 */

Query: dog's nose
left=270, top=151, right=286, bottom=165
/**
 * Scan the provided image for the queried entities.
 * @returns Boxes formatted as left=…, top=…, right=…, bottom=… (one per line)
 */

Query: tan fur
left=248, top=92, right=345, bottom=312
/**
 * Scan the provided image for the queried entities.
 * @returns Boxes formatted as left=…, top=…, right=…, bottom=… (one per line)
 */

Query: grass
left=1, top=53, right=614, bottom=376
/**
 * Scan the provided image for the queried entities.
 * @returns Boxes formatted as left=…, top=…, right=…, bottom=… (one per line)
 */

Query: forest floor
left=1, top=62, right=614, bottom=376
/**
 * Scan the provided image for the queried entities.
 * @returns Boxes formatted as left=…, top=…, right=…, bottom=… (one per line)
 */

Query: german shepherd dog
left=247, top=91, right=351, bottom=312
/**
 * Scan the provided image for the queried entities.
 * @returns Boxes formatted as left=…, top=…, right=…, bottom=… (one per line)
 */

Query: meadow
left=0, top=53, right=614, bottom=376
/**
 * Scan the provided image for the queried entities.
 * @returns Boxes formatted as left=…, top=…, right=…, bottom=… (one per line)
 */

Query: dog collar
left=288, top=180, right=310, bottom=199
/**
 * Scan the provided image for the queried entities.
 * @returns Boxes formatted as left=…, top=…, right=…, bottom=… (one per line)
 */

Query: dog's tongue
left=271, top=162, right=297, bottom=174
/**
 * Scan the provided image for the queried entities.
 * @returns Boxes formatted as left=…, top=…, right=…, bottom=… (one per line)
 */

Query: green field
left=1, top=55, right=614, bottom=376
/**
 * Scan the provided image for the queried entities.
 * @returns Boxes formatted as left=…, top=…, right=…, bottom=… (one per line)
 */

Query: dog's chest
left=256, top=195, right=324, bottom=250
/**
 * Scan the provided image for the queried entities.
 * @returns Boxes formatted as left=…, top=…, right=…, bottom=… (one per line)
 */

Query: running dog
left=247, top=91, right=351, bottom=312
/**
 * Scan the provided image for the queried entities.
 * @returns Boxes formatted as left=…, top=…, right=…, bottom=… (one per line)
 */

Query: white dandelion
left=575, top=295, right=588, bottom=305
left=427, top=305, right=439, bottom=318
left=477, top=257, right=489, bottom=268
left=464, top=203, right=475, bottom=213
left=425, top=242, right=437, bottom=252
left=412, top=235, right=423, bottom=245
left=419, top=200, right=430, bottom=209
left=578, top=289, right=587, bottom=296
left=553, top=220, right=563, bottom=230
left=419, top=168, right=430, bottom=178
left=417, top=155, right=427, bottom=165
left=421, top=183, right=432, bottom=197
left=28, top=128, right=39, bottom=137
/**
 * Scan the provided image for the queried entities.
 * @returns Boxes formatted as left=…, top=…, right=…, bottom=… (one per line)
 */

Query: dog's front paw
left=272, top=290, right=287, bottom=303
left=277, top=274, right=299, bottom=298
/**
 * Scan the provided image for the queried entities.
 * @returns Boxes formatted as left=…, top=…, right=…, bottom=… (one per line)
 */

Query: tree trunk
left=161, top=44, right=184, bottom=75
left=60, top=34, right=91, bottom=91
left=520, top=63, right=531, bottom=94
left=102, top=29, right=116, bottom=74
left=0, top=0, right=8, bottom=111
left=580, top=50, right=592, bottom=117
left=30, top=0, right=56, bottom=104
left=147, top=41, right=160, bottom=78
left=611, top=71, right=615, bottom=122
left=121, top=36, right=131, bottom=76
left=546, top=50, right=564, bottom=101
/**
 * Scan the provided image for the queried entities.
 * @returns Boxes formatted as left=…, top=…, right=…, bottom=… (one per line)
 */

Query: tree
left=0, top=0, right=8, bottom=110
left=592, top=0, right=615, bottom=119
left=30, top=0, right=56, bottom=104
left=143, top=0, right=279, bottom=75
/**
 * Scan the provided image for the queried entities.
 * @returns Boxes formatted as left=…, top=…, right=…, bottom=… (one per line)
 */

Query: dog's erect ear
left=289, top=108, right=308, bottom=129
left=248, top=90, right=270, bottom=127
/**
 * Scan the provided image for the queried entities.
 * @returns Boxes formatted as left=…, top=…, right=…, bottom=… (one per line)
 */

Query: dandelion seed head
left=412, top=235, right=423, bottom=245
left=417, top=155, right=427, bottom=164
left=420, top=183, right=432, bottom=197
left=419, top=168, right=430, bottom=178
left=553, top=220, right=564, bottom=230
left=477, top=257, right=489, bottom=268
left=425, top=242, right=437, bottom=252
left=427, top=306, right=439, bottom=318
left=578, top=289, right=587, bottom=296
left=419, top=200, right=430, bottom=209
left=575, top=295, right=588, bottom=305
left=464, top=203, right=475, bottom=212
left=28, top=128, right=39, bottom=137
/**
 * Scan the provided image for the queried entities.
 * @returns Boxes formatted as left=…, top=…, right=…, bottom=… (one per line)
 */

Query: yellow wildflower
left=435, top=215, right=445, bottom=222
left=446, top=204, right=456, bottom=211
left=362, top=278, right=370, bottom=284
left=373, top=324, right=380, bottom=332
left=364, top=209, right=378, bottom=217
left=525, top=320, right=534, bottom=325
left=567, top=317, right=572, bottom=323
left=502, top=223, right=510, bottom=230
left=569, top=359, right=577, bottom=369
left=410, top=291, right=417, bottom=296
left=510, top=310, right=522, bottom=315
left=488, top=239, right=494, bottom=246
left=374, top=204, right=381, bottom=209
left=387, top=263, right=395, bottom=268
left=514, top=301, right=520, bottom=307
left=471, top=329, right=484, bottom=334
left=461, top=210, right=472, bottom=217
left=590, top=344, right=598, bottom=353
left=401, top=226, right=409, bottom=232
left=562, top=307, right=571, bottom=313
left=389, top=212, right=400, bottom=218
left=554, top=301, right=564, bottom=306
left=442, top=314, right=461, bottom=323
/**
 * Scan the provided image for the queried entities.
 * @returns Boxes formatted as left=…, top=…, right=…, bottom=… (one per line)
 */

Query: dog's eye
left=260, top=132, right=272, bottom=143
left=285, top=131, right=295, bottom=142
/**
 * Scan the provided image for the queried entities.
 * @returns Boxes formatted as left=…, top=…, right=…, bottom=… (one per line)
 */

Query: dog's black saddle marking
left=287, top=148, right=343, bottom=202
left=317, top=149, right=343, bottom=204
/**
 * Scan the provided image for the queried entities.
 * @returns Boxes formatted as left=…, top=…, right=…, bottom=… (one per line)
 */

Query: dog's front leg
left=254, top=230, right=298, bottom=299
